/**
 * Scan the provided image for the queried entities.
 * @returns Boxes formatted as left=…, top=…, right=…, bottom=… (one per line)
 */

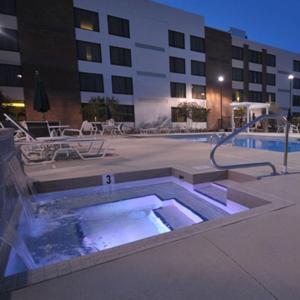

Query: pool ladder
left=210, top=112, right=288, bottom=177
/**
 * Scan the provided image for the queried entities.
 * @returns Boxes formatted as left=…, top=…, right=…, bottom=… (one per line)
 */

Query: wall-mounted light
left=218, top=75, right=224, bottom=83
left=17, top=74, right=22, bottom=79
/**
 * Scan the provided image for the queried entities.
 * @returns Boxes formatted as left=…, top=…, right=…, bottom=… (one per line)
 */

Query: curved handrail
left=210, top=112, right=287, bottom=175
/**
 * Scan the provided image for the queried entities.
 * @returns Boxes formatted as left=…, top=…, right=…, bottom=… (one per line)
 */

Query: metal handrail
left=210, top=112, right=287, bottom=176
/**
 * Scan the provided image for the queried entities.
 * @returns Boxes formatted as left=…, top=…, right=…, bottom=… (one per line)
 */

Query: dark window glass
left=249, top=71, right=262, bottom=84
left=190, top=35, right=205, bottom=53
left=250, top=50, right=262, bottom=64
left=267, top=93, right=276, bottom=102
left=192, top=108, right=207, bottom=122
left=293, top=78, right=300, bottom=89
left=79, top=72, right=103, bottom=92
left=168, top=30, right=185, bottom=49
left=77, top=41, right=101, bottom=62
left=0, top=0, right=16, bottom=15
left=110, top=46, right=132, bottom=67
left=232, top=89, right=243, bottom=102
left=294, top=60, right=300, bottom=72
left=114, top=105, right=135, bottom=122
left=293, top=95, right=300, bottom=106
left=171, top=107, right=186, bottom=122
left=74, top=8, right=99, bottom=32
left=0, top=64, right=22, bottom=87
left=267, top=73, right=276, bottom=86
left=249, top=91, right=263, bottom=102
left=112, top=76, right=133, bottom=95
left=232, top=68, right=244, bottom=81
left=169, top=57, right=185, bottom=74
left=0, top=28, right=19, bottom=52
left=192, top=85, right=206, bottom=99
left=267, top=54, right=276, bottom=67
left=232, top=46, right=244, bottom=60
left=191, top=60, right=205, bottom=76
left=108, top=15, right=130, bottom=38
left=170, top=82, right=186, bottom=98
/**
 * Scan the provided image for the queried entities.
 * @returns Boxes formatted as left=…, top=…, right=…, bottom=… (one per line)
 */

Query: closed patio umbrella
left=33, top=70, right=50, bottom=120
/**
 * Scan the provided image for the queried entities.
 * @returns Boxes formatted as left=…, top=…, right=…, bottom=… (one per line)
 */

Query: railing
left=210, top=112, right=287, bottom=176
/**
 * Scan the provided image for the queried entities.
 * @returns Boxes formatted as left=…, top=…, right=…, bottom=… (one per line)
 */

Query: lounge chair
left=62, top=120, right=97, bottom=137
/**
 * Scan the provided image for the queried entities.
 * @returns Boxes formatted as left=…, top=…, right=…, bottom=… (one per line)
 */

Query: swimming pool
left=169, top=134, right=300, bottom=152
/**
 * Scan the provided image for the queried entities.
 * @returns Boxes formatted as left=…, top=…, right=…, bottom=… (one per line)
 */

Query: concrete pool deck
left=3, top=133, right=300, bottom=299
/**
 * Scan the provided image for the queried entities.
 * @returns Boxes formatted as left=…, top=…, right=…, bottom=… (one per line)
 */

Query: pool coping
left=0, top=167, right=290, bottom=293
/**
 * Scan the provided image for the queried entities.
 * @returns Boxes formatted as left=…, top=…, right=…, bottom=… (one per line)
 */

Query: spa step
left=194, top=183, right=228, bottom=205
left=213, top=179, right=238, bottom=189
left=154, top=205, right=196, bottom=230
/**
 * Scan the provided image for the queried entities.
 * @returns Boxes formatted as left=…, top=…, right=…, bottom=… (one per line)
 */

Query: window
left=232, top=90, right=243, bottom=102
left=112, top=76, right=133, bottom=95
left=77, top=41, right=101, bottom=62
left=267, top=54, right=276, bottom=67
left=232, top=68, right=244, bottom=81
left=192, top=84, right=206, bottom=99
left=108, top=15, right=130, bottom=38
left=249, top=91, right=263, bottom=102
left=0, top=0, right=16, bottom=15
left=190, top=35, right=205, bottom=53
left=74, top=8, right=99, bottom=32
left=294, top=60, right=300, bottom=72
left=293, top=95, right=300, bottom=106
left=79, top=72, right=103, bottom=92
left=232, top=46, right=244, bottom=60
left=267, top=73, right=276, bottom=86
left=114, top=105, right=135, bottom=122
left=0, top=28, right=19, bottom=52
left=170, top=82, right=186, bottom=98
left=267, top=93, right=276, bottom=102
left=191, top=60, right=205, bottom=76
left=171, top=107, right=186, bottom=122
left=293, top=78, right=300, bottom=89
left=169, top=30, right=185, bottom=49
left=249, top=71, right=262, bottom=84
left=0, top=64, right=22, bottom=87
left=250, top=50, right=262, bottom=64
left=169, top=57, right=185, bottom=74
left=110, top=46, right=132, bottom=67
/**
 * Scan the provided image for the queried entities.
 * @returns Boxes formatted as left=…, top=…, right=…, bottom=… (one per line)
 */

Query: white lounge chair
left=62, top=120, right=97, bottom=137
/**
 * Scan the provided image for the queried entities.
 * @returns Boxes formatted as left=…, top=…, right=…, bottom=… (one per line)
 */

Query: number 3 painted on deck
left=106, top=175, right=112, bottom=184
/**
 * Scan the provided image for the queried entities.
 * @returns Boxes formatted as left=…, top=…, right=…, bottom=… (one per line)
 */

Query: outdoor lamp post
left=218, top=75, right=224, bottom=130
left=283, top=74, right=294, bottom=173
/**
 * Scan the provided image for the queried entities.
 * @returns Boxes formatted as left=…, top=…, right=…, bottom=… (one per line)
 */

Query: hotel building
left=1, top=0, right=300, bottom=128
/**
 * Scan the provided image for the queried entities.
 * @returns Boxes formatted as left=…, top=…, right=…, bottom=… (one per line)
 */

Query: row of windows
left=79, top=73, right=133, bottom=95
left=0, top=0, right=16, bottom=15
left=0, top=28, right=19, bottom=52
left=170, top=82, right=206, bottom=99
left=77, top=41, right=132, bottom=67
left=169, top=57, right=205, bottom=76
left=75, top=8, right=130, bottom=38
left=232, top=68, right=276, bottom=86
left=232, top=46, right=276, bottom=67
left=232, top=89, right=276, bottom=103
left=169, top=31, right=205, bottom=52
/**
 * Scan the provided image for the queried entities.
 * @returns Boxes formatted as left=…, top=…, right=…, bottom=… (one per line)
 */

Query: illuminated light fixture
left=80, top=21, right=94, bottom=31
left=218, top=75, right=224, bottom=82
left=288, top=74, right=294, bottom=80
left=17, top=74, right=22, bottom=79
left=2, top=102, right=25, bottom=108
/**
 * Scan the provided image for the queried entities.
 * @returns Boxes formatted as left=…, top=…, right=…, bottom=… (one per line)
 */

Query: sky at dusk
left=154, top=0, right=300, bottom=53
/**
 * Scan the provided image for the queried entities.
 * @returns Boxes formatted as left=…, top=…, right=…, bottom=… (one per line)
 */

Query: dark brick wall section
left=262, top=48, right=267, bottom=102
left=16, top=0, right=82, bottom=127
left=205, top=27, right=232, bottom=130
left=243, top=44, right=249, bottom=102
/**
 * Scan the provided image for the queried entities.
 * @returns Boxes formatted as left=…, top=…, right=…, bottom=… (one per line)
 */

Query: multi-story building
left=0, top=0, right=300, bottom=129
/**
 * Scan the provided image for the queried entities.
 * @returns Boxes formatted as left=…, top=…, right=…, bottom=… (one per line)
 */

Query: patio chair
left=26, top=121, right=51, bottom=138
left=62, top=120, right=97, bottom=137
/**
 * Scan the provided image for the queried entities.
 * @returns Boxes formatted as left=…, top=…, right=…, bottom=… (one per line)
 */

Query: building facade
left=0, top=0, right=300, bottom=128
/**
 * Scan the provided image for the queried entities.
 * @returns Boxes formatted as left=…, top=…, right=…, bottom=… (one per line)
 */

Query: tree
left=177, top=101, right=209, bottom=123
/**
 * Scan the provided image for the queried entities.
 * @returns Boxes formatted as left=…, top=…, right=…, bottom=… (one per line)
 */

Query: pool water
left=169, top=134, right=300, bottom=152
left=5, top=177, right=247, bottom=277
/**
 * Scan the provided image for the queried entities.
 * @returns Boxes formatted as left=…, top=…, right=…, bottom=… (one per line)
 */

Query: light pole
left=218, top=75, right=224, bottom=130
left=283, top=74, right=294, bottom=173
